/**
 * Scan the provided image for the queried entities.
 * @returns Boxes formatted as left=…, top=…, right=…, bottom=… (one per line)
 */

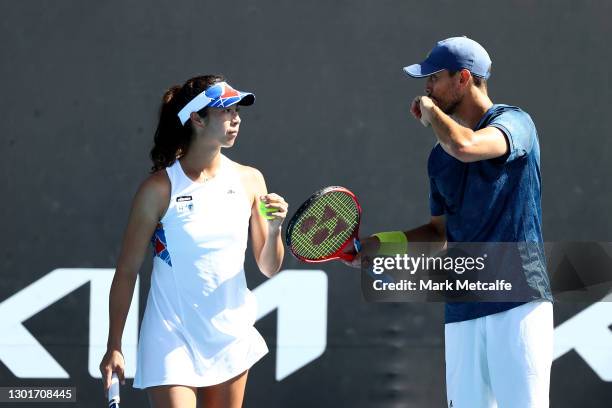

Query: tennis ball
left=259, top=200, right=275, bottom=220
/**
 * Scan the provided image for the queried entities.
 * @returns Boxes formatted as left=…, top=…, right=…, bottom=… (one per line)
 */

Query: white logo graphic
left=2, top=269, right=612, bottom=382
left=0, top=269, right=328, bottom=381
left=0, top=269, right=139, bottom=378
left=255, top=270, right=327, bottom=380
left=553, top=294, right=612, bottom=381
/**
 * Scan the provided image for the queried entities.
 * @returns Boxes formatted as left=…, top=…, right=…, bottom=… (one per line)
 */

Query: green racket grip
left=259, top=200, right=276, bottom=220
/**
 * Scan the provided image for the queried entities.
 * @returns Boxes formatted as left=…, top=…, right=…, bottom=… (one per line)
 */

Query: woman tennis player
left=99, top=75, right=287, bottom=408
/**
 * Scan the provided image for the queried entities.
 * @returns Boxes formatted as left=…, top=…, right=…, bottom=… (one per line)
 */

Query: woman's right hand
left=99, top=349, right=125, bottom=394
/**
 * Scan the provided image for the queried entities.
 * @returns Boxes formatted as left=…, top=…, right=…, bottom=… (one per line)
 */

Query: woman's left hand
left=259, top=193, right=289, bottom=231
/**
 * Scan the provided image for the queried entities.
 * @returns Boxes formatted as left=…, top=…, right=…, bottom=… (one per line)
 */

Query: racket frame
left=285, top=186, right=361, bottom=263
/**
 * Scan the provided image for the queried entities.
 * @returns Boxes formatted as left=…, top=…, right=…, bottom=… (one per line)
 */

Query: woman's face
left=202, top=105, right=242, bottom=147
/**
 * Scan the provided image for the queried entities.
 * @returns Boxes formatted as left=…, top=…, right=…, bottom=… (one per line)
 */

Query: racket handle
left=337, top=238, right=361, bottom=262
left=353, top=238, right=361, bottom=253
left=108, top=372, right=120, bottom=407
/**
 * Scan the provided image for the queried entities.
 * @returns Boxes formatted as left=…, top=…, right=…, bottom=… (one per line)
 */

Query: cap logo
left=221, top=85, right=240, bottom=99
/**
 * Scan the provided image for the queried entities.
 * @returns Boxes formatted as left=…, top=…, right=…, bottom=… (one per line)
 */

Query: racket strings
left=290, top=192, right=358, bottom=259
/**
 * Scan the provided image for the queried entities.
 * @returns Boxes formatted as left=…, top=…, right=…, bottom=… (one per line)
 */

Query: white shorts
left=445, top=301, right=553, bottom=408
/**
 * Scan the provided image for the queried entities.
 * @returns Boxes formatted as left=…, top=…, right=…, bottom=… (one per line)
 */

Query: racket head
left=285, top=186, right=361, bottom=263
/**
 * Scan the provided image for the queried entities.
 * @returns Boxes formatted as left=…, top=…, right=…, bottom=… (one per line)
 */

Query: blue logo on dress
left=152, top=224, right=172, bottom=267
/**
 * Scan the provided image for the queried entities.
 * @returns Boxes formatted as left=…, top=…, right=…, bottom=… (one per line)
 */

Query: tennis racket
left=285, top=186, right=361, bottom=263
left=108, top=372, right=120, bottom=408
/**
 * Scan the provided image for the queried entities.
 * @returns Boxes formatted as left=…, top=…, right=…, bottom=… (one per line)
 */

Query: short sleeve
left=429, top=178, right=445, bottom=216
left=488, top=110, right=536, bottom=163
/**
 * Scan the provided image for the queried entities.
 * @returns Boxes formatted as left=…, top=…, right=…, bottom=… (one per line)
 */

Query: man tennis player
left=354, top=37, right=554, bottom=407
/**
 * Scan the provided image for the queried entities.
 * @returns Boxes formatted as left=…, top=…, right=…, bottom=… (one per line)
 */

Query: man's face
left=424, top=70, right=464, bottom=115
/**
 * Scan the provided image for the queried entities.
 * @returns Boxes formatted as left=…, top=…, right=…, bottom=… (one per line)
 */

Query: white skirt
left=132, top=286, right=268, bottom=389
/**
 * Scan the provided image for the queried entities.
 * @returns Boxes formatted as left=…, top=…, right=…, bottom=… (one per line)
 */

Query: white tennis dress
left=133, top=155, right=268, bottom=388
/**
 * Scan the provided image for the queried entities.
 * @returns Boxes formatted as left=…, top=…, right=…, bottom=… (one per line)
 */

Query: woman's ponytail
left=149, top=75, right=224, bottom=172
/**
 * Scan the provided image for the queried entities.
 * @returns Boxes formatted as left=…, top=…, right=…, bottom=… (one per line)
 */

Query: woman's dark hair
left=150, top=74, right=225, bottom=172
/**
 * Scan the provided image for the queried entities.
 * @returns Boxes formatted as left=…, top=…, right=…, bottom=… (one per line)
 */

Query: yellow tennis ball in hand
left=259, top=200, right=275, bottom=220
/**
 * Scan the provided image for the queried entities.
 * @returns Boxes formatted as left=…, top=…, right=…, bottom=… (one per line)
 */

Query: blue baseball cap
left=403, top=36, right=492, bottom=79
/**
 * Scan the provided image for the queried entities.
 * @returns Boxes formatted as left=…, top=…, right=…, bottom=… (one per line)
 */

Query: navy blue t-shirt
left=427, top=104, right=552, bottom=323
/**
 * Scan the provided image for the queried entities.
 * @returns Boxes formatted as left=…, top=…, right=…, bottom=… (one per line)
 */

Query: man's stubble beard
left=441, top=92, right=463, bottom=115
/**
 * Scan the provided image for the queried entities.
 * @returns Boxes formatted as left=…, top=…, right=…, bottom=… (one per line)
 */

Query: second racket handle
left=108, top=372, right=120, bottom=407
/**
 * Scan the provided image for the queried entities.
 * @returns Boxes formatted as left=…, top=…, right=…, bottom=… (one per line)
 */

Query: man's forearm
left=429, top=105, right=474, bottom=156
left=402, top=223, right=447, bottom=256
